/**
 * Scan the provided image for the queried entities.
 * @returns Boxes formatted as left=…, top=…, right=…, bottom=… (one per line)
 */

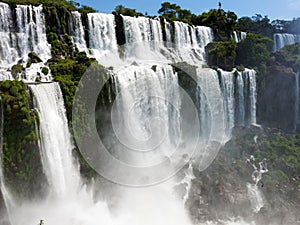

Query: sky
left=76, top=0, right=300, bottom=21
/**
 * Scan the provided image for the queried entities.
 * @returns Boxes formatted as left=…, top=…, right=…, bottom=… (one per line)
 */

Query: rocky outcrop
left=258, top=64, right=296, bottom=131
left=185, top=126, right=300, bottom=224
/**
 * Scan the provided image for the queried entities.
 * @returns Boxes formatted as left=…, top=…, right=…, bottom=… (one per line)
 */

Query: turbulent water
left=273, top=33, right=300, bottom=51
left=0, top=5, right=261, bottom=225
left=70, top=12, right=214, bottom=67
left=29, top=83, right=81, bottom=197
left=0, top=3, right=51, bottom=81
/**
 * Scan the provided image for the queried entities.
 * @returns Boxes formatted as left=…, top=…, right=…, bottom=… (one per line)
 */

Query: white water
left=232, top=31, right=247, bottom=42
left=70, top=11, right=88, bottom=53
left=218, top=69, right=257, bottom=135
left=0, top=3, right=51, bottom=82
left=2, top=82, right=193, bottom=225
left=0, top=6, right=259, bottom=225
left=87, top=13, right=120, bottom=66
left=114, top=64, right=182, bottom=164
left=273, top=33, right=300, bottom=51
left=29, top=83, right=81, bottom=197
left=4, top=83, right=112, bottom=225
left=70, top=12, right=214, bottom=67
left=246, top=156, right=268, bottom=213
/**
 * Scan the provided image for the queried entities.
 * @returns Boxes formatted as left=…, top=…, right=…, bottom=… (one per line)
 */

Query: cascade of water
left=218, top=70, right=235, bottom=135
left=273, top=33, right=300, bottom=51
left=196, top=68, right=220, bottom=139
left=70, top=11, right=88, bottom=53
left=87, top=13, right=119, bottom=66
left=232, top=31, right=247, bottom=42
left=164, top=19, right=173, bottom=47
left=29, top=83, right=81, bottom=198
left=73, top=12, right=213, bottom=66
left=218, top=69, right=257, bottom=134
left=173, top=21, right=213, bottom=63
left=236, top=71, right=245, bottom=126
left=113, top=64, right=182, bottom=165
left=246, top=69, right=257, bottom=125
left=0, top=3, right=51, bottom=81
left=194, top=26, right=214, bottom=49
left=246, top=156, right=268, bottom=213
left=121, top=15, right=168, bottom=63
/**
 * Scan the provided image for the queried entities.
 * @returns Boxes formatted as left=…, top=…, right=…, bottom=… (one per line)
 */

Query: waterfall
left=0, top=3, right=50, bottom=67
left=218, top=69, right=257, bottom=135
left=196, top=68, right=224, bottom=140
left=246, top=156, right=268, bottom=213
left=236, top=72, right=245, bottom=126
left=29, top=83, right=81, bottom=198
left=232, top=31, right=247, bottom=42
left=273, top=33, right=300, bottom=51
left=70, top=11, right=88, bottom=53
left=173, top=21, right=212, bottom=63
left=71, top=12, right=213, bottom=66
left=113, top=64, right=182, bottom=167
left=87, top=13, right=119, bottom=63
left=219, top=70, right=235, bottom=134
left=246, top=69, right=257, bottom=125
left=0, top=3, right=51, bottom=82
left=121, top=15, right=168, bottom=63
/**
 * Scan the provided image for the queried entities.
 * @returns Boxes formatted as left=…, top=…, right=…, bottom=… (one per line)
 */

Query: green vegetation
left=11, top=64, right=24, bottom=79
left=206, top=33, right=273, bottom=73
left=157, top=2, right=238, bottom=40
left=113, top=5, right=143, bottom=17
left=206, top=40, right=237, bottom=70
left=275, top=43, right=300, bottom=69
left=192, top=9, right=238, bottom=41
left=0, top=0, right=299, bottom=189
left=236, top=33, right=274, bottom=73
left=229, top=127, right=300, bottom=186
left=0, top=81, right=43, bottom=197
left=158, top=2, right=193, bottom=24
left=236, top=15, right=275, bottom=38
left=26, top=52, right=43, bottom=68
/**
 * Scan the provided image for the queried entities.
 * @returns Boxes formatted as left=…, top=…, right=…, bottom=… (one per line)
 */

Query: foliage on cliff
left=206, top=33, right=273, bottom=72
left=236, top=15, right=275, bottom=38
left=206, top=40, right=237, bottom=70
left=112, top=5, right=143, bottom=17
left=227, top=127, right=300, bottom=187
left=0, top=81, right=44, bottom=197
left=236, top=33, right=274, bottom=72
left=274, top=43, right=300, bottom=69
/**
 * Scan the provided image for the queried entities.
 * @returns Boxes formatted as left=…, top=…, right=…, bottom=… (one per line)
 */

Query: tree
left=193, top=9, right=237, bottom=41
left=206, top=40, right=237, bottom=70
left=158, top=2, right=180, bottom=20
left=236, top=33, right=274, bottom=72
left=236, top=15, right=275, bottom=38
left=112, top=5, right=143, bottom=17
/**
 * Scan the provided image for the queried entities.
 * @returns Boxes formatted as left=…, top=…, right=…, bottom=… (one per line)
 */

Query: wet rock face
left=258, top=65, right=296, bottom=131
left=185, top=126, right=300, bottom=224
